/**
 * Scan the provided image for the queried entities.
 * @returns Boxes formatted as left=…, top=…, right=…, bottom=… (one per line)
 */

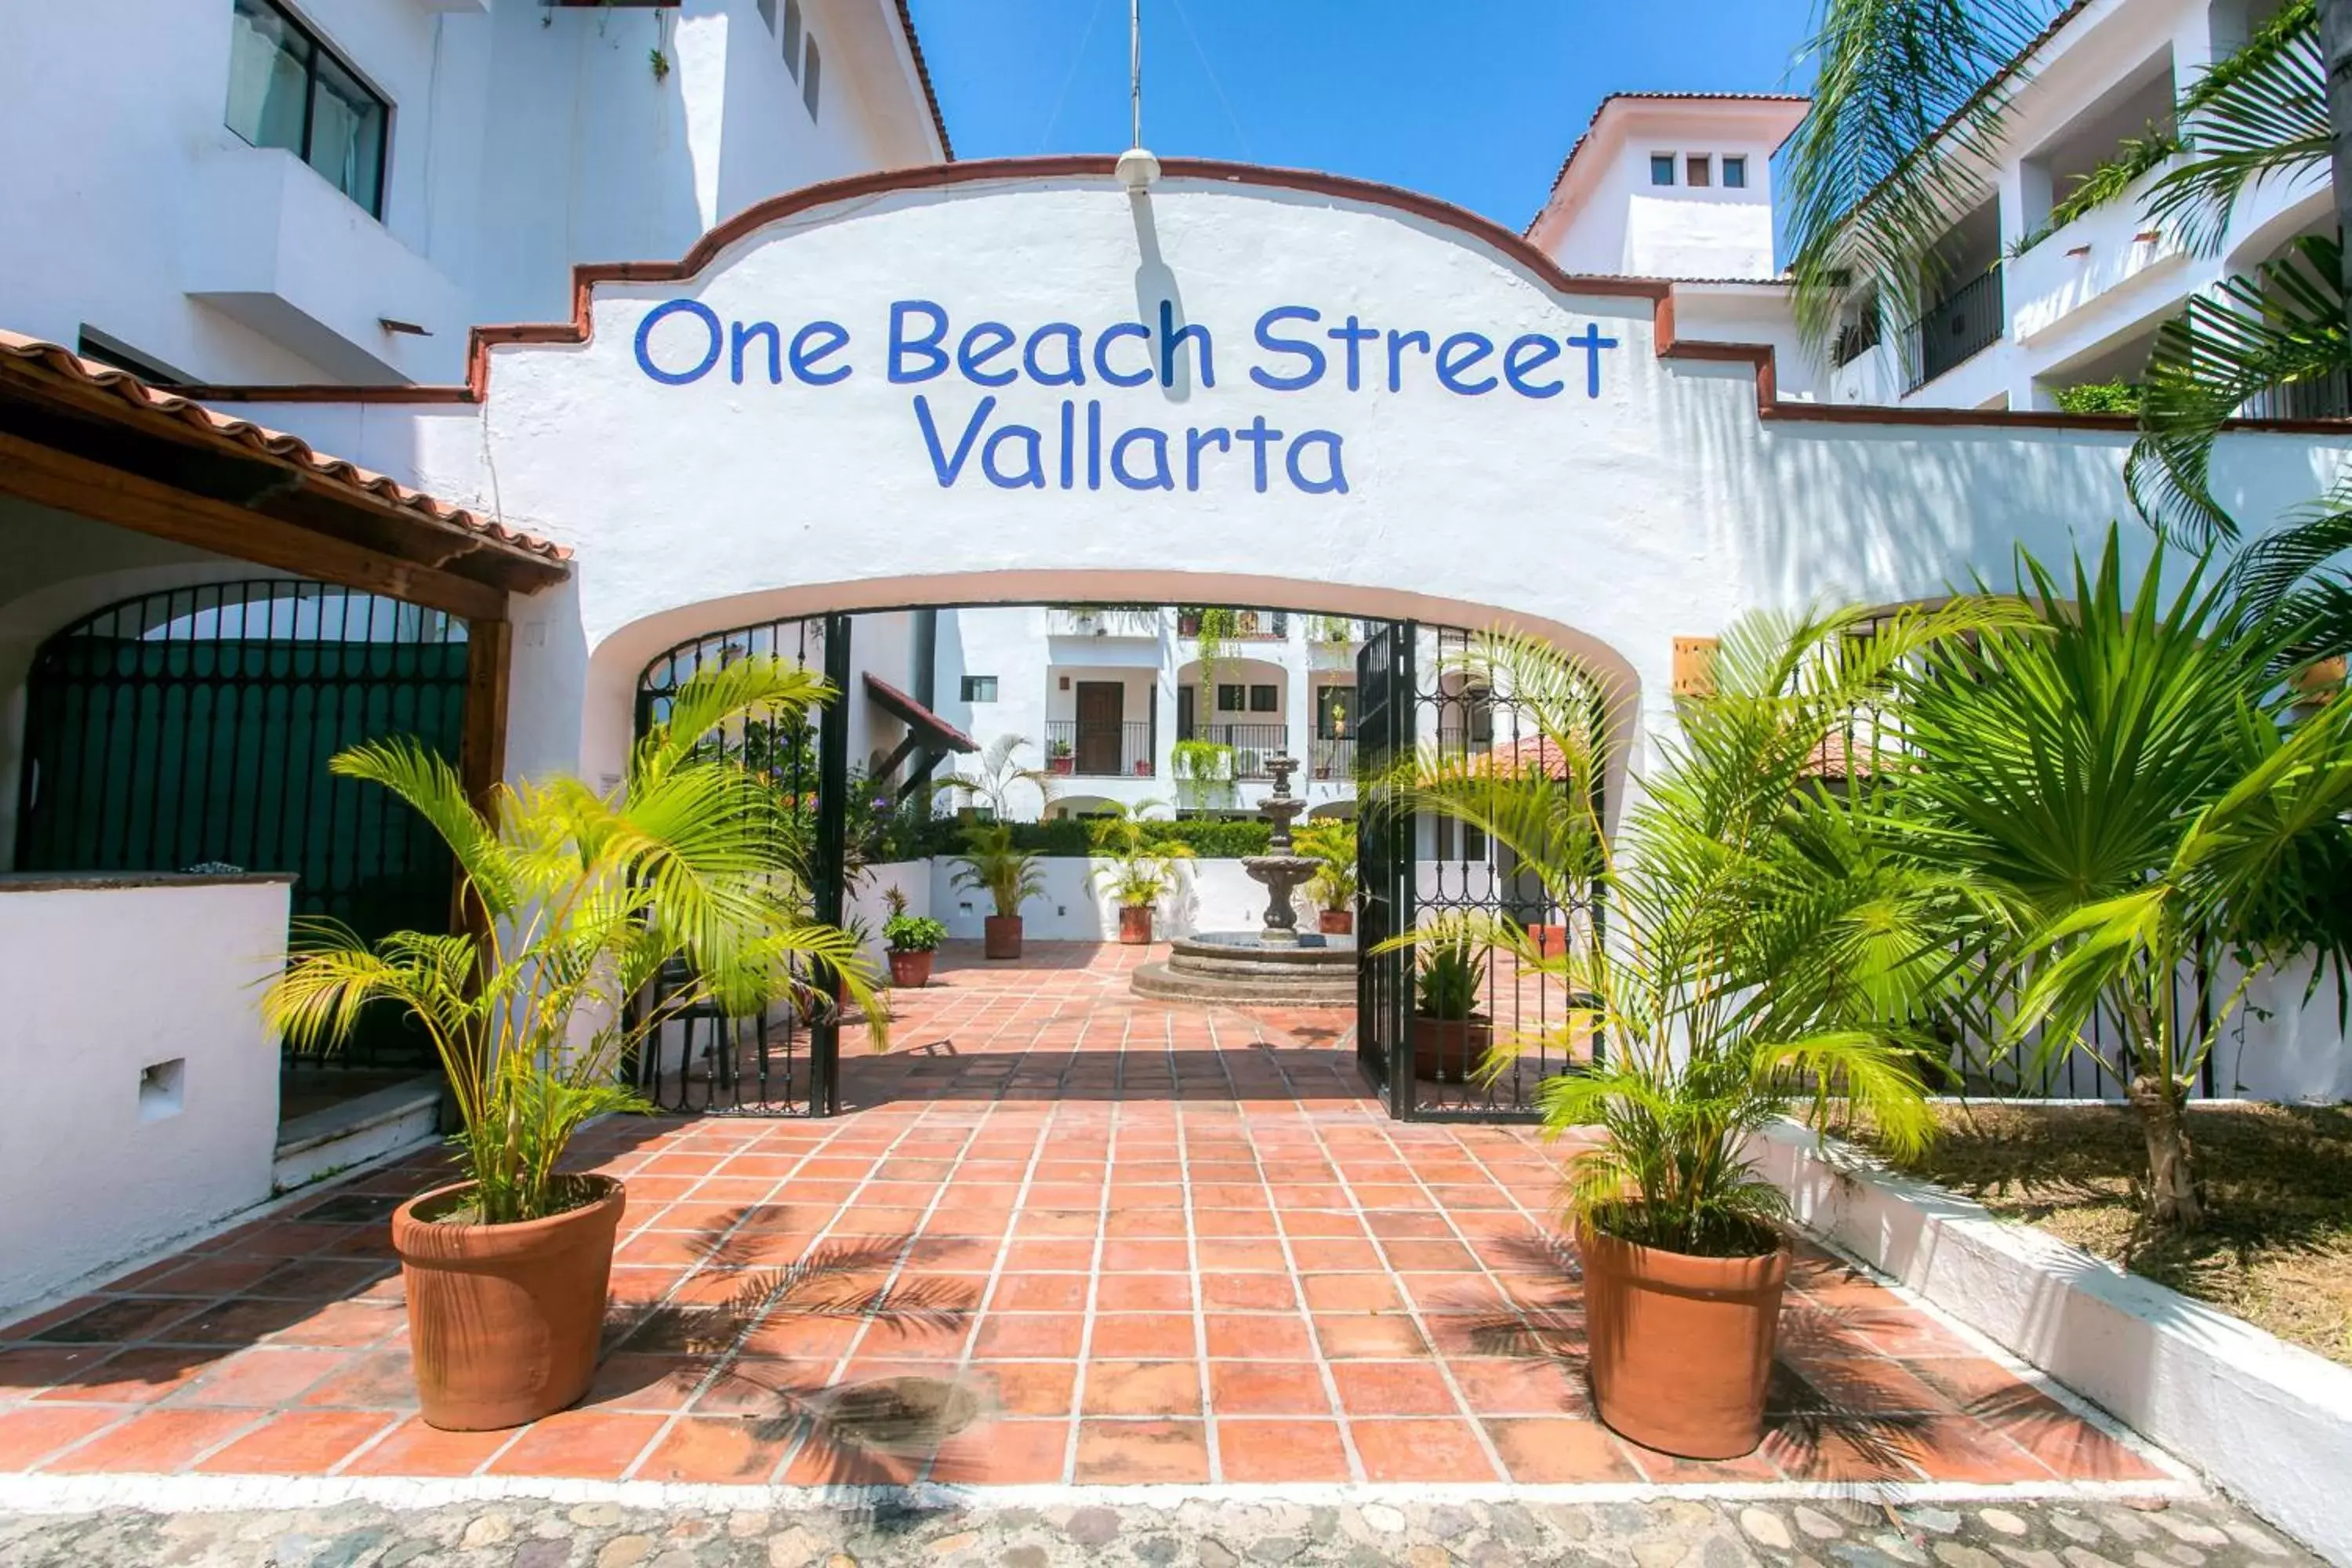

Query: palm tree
left=1377, top=614, right=2007, bottom=1252
left=934, top=732, right=1055, bottom=821
left=265, top=656, right=880, bottom=1225
left=1786, top=1, right=2351, bottom=656
left=1897, top=533, right=2352, bottom=1228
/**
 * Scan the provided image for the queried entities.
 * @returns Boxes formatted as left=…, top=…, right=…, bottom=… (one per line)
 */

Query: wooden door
left=1074, top=681, right=1124, bottom=775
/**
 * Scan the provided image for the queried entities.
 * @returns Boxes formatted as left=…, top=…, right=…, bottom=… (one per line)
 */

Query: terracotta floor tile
left=976, top=1362, right=1078, bottom=1417
left=1621, top=1436, right=1786, bottom=1484
left=339, top=1416, right=510, bottom=1478
left=1448, top=1357, right=1584, bottom=1417
left=1087, top=1314, right=1197, bottom=1359
left=43, top=1407, right=255, bottom=1473
left=31, top=1297, right=208, bottom=1346
left=31, top=1346, right=207, bottom=1406
left=1300, top=1274, right=1403, bottom=1312
left=1485, top=1416, right=1639, bottom=1481
left=1348, top=1416, right=1499, bottom=1482
left=1893, top=1414, right=2057, bottom=1483
left=1313, top=1315, right=1432, bottom=1359
left=992, top=1274, right=1091, bottom=1312
left=1200, top=1273, right=1298, bottom=1312
left=1094, top=1273, right=1195, bottom=1312
left=1203, top=1315, right=1316, bottom=1361
left=932, top=1417, right=1070, bottom=1485
left=1081, top=1360, right=1201, bottom=1417
left=195, top=1410, right=394, bottom=1474
left=633, top=1414, right=795, bottom=1483
left=1207, top=1361, right=1332, bottom=1417
left=1193, top=1240, right=1289, bottom=1272
left=973, top=1315, right=1086, bottom=1359
left=1098, top=1240, right=1188, bottom=1273
left=1994, top=1410, right=2167, bottom=1480
left=0, top=1406, right=122, bottom=1469
left=176, top=1348, right=355, bottom=1408
left=1216, top=1417, right=1352, bottom=1482
left=1330, top=1361, right=1457, bottom=1417
left=1762, top=1421, right=1924, bottom=1483
left=1073, top=1418, right=1210, bottom=1484
left=487, top=1410, right=666, bottom=1480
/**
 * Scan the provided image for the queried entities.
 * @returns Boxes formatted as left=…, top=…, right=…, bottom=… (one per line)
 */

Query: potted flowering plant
left=881, top=886, right=946, bottom=987
left=951, top=823, right=1044, bottom=959
left=1087, top=800, right=1192, bottom=944
left=266, top=658, right=878, bottom=1431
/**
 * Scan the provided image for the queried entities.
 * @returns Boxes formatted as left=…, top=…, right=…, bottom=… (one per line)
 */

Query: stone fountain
left=1131, top=756, right=1356, bottom=1005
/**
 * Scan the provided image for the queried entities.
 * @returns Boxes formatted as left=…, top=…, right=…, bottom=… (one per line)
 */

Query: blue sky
left=906, top=1, right=1824, bottom=232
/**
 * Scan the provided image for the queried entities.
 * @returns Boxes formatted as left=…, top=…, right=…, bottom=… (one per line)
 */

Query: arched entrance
left=16, top=579, right=474, bottom=1069
left=626, top=596, right=1604, bottom=1123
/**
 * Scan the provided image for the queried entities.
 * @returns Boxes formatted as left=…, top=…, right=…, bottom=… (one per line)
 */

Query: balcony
left=1178, top=608, right=1287, bottom=641
left=2241, top=368, right=2352, bottom=421
left=1310, top=735, right=1356, bottom=782
left=1902, top=266, right=2004, bottom=393
left=2007, top=164, right=2188, bottom=347
left=1044, top=720, right=1154, bottom=778
left=1191, top=721, right=1290, bottom=780
left=1045, top=607, right=1160, bottom=638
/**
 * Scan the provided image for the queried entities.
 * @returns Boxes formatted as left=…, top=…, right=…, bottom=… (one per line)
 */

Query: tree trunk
left=2321, top=0, right=2352, bottom=332
left=2127, top=1074, right=2203, bottom=1229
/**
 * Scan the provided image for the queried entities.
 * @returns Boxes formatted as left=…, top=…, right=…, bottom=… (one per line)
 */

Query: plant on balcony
left=1171, top=736, right=1238, bottom=810
left=1308, top=614, right=1356, bottom=644
left=264, top=655, right=878, bottom=1431
left=2053, top=379, right=2143, bottom=416
left=1045, top=735, right=1075, bottom=775
left=951, top=823, right=1044, bottom=960
left=1377, top=612, right=1999, bottom=1457
left=880, top=886, right=947, bottom=989
left=1292, top=819, right=1358, bottom=935
left=1087, top=800, right=1195, bottom=945
left=2006, top=125, right=2184, bottom=258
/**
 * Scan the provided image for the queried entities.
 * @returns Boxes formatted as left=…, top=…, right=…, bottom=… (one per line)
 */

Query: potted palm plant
left=1380, top=616, right=1990, bottom=1457
left=952, top=822, right=1043, bottom=960
left=265, top=657, right=878, bottom=1432
left=1410, top=937, right=1488, bottom=1081
left=880, top=886, right=946, bottom=987
left=1087, top=800, right=1193, bottom=944
left=1293, top=819, right=1357, bottom=935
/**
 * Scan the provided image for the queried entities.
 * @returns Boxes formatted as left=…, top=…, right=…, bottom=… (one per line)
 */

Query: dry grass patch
left=1849, top=1102, right=2352, bottom=1369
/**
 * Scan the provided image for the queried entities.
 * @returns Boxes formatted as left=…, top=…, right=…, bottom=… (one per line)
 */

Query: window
left=1216, top=683, right=1247, bottom=713
left=1722, top=154, right=1747, bottom=189
left=1649, top=153, right=1675, bottom=187
left=1686, top=154, right=1711, bottom=188
left=960, top=676, right=997, bottom=702
left=757, top=0, right=776, bottom=31
left=1435, top=818, right=1488, bottom=862
left=1248, top=684, right=1279, bottom=713
left=225, top=0, right=387, bottom=218
left=801, top=35, right=822, bottom=117
left=782, top=0, right=804, bottom=78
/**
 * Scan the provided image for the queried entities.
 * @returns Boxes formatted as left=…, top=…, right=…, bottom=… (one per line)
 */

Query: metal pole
left=1129, top=0, right=1142, bottom=150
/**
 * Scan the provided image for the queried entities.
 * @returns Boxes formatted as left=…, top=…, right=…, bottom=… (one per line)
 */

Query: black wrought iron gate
left=632, top=611, right=851, bottom=1115
left=15, top=579, right=471, bottom=1071
left=1355, top=621, right=1602, bottom=1121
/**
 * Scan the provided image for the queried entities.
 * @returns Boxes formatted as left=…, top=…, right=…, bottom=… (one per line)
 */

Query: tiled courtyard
left=0, top=944, right=2175, bottom=1494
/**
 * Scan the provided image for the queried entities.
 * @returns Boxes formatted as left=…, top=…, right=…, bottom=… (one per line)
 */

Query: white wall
left=928, top=855, right=1308, bottom=943
left=847, top=857, right=930, bottom=967
left=0, top=876, right=289, bottom=1316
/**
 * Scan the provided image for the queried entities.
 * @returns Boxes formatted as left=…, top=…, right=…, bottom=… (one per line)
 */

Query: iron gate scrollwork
left=1356, top=622, right=1606, bottom=1121
left=16, top=579, right=471, bottom=1072
left=631, top=612, right=851, bottom=1115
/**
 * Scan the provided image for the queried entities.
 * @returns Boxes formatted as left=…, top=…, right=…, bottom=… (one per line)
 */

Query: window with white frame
left=224, top=0, right=387, bottom=217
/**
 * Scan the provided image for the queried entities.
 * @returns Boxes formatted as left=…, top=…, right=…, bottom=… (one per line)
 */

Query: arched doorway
left=16, top=579, right=474, bottom=1069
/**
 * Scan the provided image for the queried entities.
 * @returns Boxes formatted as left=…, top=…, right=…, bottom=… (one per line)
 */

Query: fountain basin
left=1131, top=931, right=1357, bottom=1006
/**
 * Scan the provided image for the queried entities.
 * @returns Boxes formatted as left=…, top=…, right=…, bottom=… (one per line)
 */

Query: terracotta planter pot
left=1318, top=908, right=1353, bottom=936
left=1577, top=1224, right=1789, bottom=1459
left=390, top=1177, right=624, bottom=1432
left=1047, top=757, right=1074, bottom=775
left=1410, top=1015, right=1491, bottom=1083
left=887, top=949, right=934, bottom=987
left=982, top=915, right=1022, bottom=960
left=1118, top=905, right=1153, bottom=945
left=1529, top=922, right=1567, bottom=959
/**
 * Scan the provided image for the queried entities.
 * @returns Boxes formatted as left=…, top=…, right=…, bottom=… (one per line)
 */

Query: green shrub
left=2053, top=380, right=2143, bottom=416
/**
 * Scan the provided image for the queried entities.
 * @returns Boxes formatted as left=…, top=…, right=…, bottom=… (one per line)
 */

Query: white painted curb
left=1754, top=1120, right=2352, bottom=1566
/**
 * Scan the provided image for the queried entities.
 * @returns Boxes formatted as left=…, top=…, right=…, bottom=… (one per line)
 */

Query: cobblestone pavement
left=0, top=1491, right=2318, bottom=1568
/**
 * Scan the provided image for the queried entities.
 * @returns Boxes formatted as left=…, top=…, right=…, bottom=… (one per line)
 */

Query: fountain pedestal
left=1130, top=756, right=1356, bottom=1005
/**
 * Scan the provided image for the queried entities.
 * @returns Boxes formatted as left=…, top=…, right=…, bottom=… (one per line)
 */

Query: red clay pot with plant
left=1528, top=922, right=1567, bottom=959
left=1577, top=1223, right=1788, bottom=1459
left=1410, top=1015, right=1490, bottom=1083
left=1118, top=905, right=1154, bottom=945
left=1318, top=908, right=1353, bottom=936
left=983, top=915, right=1023, bottom=960
left=391, top=1177, right=625, bottom=1431
left=887, top=949, right=934, bottom=987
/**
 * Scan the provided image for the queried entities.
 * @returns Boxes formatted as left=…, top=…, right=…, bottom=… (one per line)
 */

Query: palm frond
left=2145, top=0, right=2325, bottom=254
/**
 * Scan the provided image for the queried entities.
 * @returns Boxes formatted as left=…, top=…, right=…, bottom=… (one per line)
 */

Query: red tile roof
left=0, top=330, right=568, bottom=567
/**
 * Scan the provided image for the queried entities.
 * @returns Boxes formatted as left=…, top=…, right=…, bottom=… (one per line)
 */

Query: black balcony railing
left=1045, top=720, right=1154, bottom=778
left=1832, top=312, right=1882, bottom=368
left=1178, top=608, right=1287, bottom=640
left=1311, top=735, right=1356, bottom=782
left=1192, top=720, right=1289, bottom=779
left=1903, top=265, right=2003, bottom=392
left=2241, top=368, right=2352, bottom=421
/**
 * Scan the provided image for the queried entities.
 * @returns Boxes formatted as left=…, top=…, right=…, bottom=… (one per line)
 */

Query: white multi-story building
left=0, top=0, right=949, bottom=387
